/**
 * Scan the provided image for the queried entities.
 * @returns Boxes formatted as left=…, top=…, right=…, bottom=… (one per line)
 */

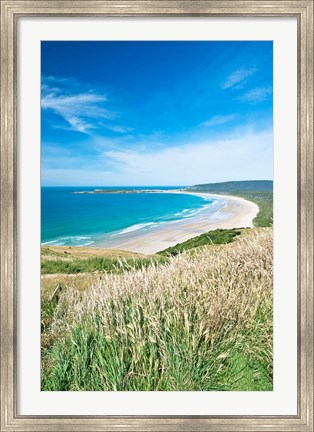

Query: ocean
left=41, top=186, right=226, bottom=247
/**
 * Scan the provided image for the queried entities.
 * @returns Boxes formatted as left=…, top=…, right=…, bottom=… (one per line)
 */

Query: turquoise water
left=41, top=187, right=224, bottom=247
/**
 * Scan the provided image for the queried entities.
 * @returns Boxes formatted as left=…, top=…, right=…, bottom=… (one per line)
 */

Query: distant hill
left=186, top=180, right=273, bottom=228
left=186, top=180, right=273, bottom=194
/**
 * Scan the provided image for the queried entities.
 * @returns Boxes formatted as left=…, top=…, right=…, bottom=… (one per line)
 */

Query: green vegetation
left=41, top=300, right=57, bottom=334
left=41, top=182, right=273, bottom=391
left=236, top=192, right=272, bottom=227
left=41, top=255, right=168, bottom=275
left=41, top=229, right=273, bottom=391
left=187, top=180, right=273, bottom=194
left=158, top=228, right=241, bottom=256
left=186, top=180, right=273, bottom=227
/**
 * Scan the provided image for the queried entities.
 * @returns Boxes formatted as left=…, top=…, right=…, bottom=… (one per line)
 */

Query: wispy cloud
left=41, top=84, right=114, bottom=134
left=240, top=86, right=273, bottom=104
left=42, top=128, right=273, bottom=186
left=198, top=114, right=237, bottom=128
left=100, top=123, right=133, bottom=134
left=42, top=75, right=69, bottom=84
left=97, top=130, right=273, bottom=186
left=41, top=42, right=273, bottom=186
left=222, top=68, right=257, bottom=90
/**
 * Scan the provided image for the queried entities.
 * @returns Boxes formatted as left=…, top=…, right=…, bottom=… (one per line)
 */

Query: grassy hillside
left=41, top=229, right=243, bottom=293
left=41, top=245, right=168, bottom=297
left=158, top=228, right=242, bottom=256
left=41, top=229, right=273, bottom=391
left=42, top=245, right=149, bottom=260
left=42, top=245, right=167, bottom=275
left=186, top=180, right=273, bottom=227
left=187, top=180, right=273, bottom=194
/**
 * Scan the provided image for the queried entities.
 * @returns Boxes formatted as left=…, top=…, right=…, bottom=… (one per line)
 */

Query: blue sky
left=41, top=41, right=273, bottom=186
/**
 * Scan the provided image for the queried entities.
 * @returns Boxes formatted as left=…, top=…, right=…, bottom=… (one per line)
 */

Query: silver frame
left=1, top=1, right=313, bottom=431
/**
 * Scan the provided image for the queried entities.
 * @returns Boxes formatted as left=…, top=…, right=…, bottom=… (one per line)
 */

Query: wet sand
left=91, top=191, right=259, bottom=255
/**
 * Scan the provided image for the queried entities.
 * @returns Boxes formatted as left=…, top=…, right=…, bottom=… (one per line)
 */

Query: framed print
left=1, top=1, right=313, bottom=431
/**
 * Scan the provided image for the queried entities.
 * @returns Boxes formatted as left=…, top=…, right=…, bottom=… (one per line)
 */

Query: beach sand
left=92, top=191, right=259, bottom=255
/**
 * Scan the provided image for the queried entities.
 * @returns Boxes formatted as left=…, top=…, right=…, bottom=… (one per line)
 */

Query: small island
left=73, top=188, right=184, bottom=195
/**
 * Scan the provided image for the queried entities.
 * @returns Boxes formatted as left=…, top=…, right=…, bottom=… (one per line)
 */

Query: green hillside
left=186, top=180, right=273, bottom=194
left=158, top=228, right=242, bottom=256
left=42, top=229, right=273, bottom=391
left=186, top=181, right=273, bottom=227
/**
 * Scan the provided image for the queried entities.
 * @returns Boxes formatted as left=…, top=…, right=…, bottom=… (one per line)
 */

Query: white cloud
left=41, top=90, right=113, bottom=134
left=42, top=130, right=273, bottom=186
left=100, top=123, right=133, bottom=134
left=42, top=80, right=133, bottom=135
left=42, top=75, right=69, bottom=84
left=240, top=86, right=273, bottom=104
left=94, top=130, right=273, bottom=186
left=222, top=68, right=257, bottom=89
left=198, top=114, right=237, bottom=128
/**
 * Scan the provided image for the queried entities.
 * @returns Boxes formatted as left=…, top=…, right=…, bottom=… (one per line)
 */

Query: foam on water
left=111, top=222, right=157, bottom=236
left=42, top=236, right=95, bottom=247
left=108, top=199, right=228, bottom=240
left=41, top=187, right=229, bottom=247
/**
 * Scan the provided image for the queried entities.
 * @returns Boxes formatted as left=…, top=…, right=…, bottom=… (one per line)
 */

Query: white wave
left=42, top=236, right=94, bottom=247
left=71, top=236, right=90, bottom=240
left=210, top=199, right=227, bottom=208
left=81, top=241, right=95, bottom=246
left=173, top=208, right=192, bottom=217
left=42, top=239, right=60, bottom=245
left=111, top=222, right=157, bottom=237
left=182, top=206, right=209, bottom=218
left=174, top=200, right=226, bottom=222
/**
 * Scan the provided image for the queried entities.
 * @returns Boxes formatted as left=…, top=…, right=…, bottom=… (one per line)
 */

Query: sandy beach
left=91, top=191, right=259, bottom=255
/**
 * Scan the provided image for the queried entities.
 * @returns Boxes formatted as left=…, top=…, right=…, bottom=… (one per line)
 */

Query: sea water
left=41, top=186, right=226, bottom=247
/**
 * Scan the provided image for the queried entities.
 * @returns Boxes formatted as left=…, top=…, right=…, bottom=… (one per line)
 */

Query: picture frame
left=0, top=1, right=313, bottom=431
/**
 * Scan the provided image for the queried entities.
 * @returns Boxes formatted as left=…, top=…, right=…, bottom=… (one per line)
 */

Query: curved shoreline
left=90, top=191, right=259, bottom=254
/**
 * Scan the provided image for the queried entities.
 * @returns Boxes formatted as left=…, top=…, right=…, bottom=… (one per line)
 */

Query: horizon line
left=41, top=179, right=274, bottom=187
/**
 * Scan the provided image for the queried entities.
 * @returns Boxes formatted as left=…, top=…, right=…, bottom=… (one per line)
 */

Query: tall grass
left=42, top=255, right=168, bottom=275
left=41, top=229, right=273, bottom=391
